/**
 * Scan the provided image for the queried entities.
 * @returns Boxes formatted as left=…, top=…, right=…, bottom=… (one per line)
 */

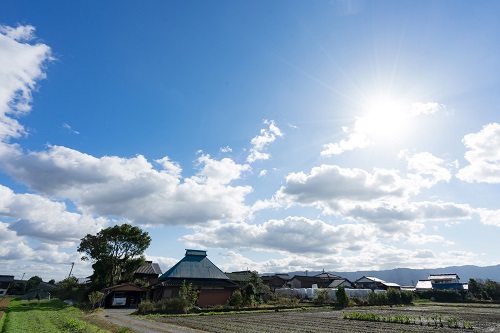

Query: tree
left=336, top=286, right=349, bottom=307
left=25, top=276, right=43, bottom=292
left=77, top=224, right=151, bottom=288
left=88, top=291, right=105, bottom=310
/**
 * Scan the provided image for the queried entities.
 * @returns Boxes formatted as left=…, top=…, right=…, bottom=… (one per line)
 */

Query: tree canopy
left=77, top=224, right=151, bottom=288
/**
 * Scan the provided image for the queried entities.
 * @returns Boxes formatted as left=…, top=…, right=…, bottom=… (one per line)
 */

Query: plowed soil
left=146, top=304, right=500, bottom=333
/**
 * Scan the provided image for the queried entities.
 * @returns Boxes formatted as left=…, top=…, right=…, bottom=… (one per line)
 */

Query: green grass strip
left=2, top=298, right=111, bottom=333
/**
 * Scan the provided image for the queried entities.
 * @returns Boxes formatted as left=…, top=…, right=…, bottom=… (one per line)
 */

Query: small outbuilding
left=102, top=283, right=148, bottom=308
left=355, top=276, right=401, bottom=290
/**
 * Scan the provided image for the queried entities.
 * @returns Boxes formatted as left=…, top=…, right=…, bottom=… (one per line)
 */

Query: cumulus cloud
left=0, top=145, right=252, bottom=226
left=404, top=151, right=452, bottom=188
left=321, top=123, right=369, bottom=156
left=259, top=163, right=474, bottom=234
left=276, top=165, right=411, bottom=214
left=0, top=185, right=106, bottom=243
left=182, top=216, right=377, bottom=255
left=0, top=24, right=52, bottom=141
left=456, top=123, right=500, bottom=183
left=477, top=208, right=500, bottom=227
left=247, top=120, right=283, bottom=163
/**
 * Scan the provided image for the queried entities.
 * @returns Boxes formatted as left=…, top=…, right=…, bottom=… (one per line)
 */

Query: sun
left=357, top=94, right=411, bottom=140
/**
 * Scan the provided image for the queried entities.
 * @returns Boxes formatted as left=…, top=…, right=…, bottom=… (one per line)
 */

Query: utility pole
left=68, top=262, right=75, bottom=278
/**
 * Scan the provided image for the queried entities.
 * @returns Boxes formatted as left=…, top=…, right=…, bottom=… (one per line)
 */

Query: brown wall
left=197, top=289, right=233, bottom=307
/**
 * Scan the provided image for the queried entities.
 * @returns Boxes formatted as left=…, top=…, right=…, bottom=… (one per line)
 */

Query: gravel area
left=102, top=308, right=208, bottom=333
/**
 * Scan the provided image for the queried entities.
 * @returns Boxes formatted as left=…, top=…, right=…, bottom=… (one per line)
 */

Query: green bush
left=313, top=289, right=330, bottom=305
left=418, top=290, right=465, bottom=302
left=157, top=298, right=189, bottom=314
left=229, top=290, right=244, bottom=307
left=137, top=300, right=155, bottom=314
left=368, top=291, right=388, bottom=305
left=336, top=286, right=349, bottom=307
left=267, top=294, right=299, bottom=307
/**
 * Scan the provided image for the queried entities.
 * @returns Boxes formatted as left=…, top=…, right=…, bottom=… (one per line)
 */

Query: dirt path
left=102, top=309, right=208, bottom=333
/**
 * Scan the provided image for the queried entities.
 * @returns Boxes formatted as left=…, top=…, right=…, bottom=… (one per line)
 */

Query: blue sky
left=1, top=0, right=500, bottom=281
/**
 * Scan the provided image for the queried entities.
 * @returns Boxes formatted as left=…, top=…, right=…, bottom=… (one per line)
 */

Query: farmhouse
left=355, top=276, right=401, bottom=290
left=133, top=261, right=163, bottom=286
left=261, top=274, right=291, bottom=291
left=415, top=273, right=468, bottom=292
left=152, top=249, right=238, bottom=307
left=0, top=275, right=14, bottom=296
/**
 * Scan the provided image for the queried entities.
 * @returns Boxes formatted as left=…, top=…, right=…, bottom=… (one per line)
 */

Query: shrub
left=313, top=289, right=330, bottom=305
left=336, top=286, right=349, bottom=307
left=368, top=291, right=388, bottom=305
left=157, top=298, right=189, bottom=314
left=88, top=291, right=104, bottom=310
left=229, top=290, right=244, bottom=307
left=267, top=294, right=299, bottom=307
left=418, top=290, right=465, bottom=302
left=137, top=300, right=155, bottom=314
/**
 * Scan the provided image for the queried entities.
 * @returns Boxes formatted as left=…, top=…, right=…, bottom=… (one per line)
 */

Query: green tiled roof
left=159, top=249, right=229, bottom=281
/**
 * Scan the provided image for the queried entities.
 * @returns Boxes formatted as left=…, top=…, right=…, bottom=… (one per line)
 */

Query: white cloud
left=0, top=185, right=106, bottom=243
left=182, top=216, right=377, bottom=255
left=0, top=25, right=36, bottom=42
left=220, top=146, right=232, bottom=153
left=62, top=123, right=80, bottom=135
left=0, top=25, right=52, bottom=141
left=276, top=165, right=411, bottom=214
left=0, top=145, right=252, bottom=226
left=247, top=120, right=283, bottom=163
left=456, top=123, right=500, bottom=183
left=477, top=208, right=500, bottom=227
left=403, top=151, right=452, bottom=188
left=409, top=102, right=445, bottom=115
left=321, top=121, right=369, bottom=156
left=195, top=153, right=250, bottom=185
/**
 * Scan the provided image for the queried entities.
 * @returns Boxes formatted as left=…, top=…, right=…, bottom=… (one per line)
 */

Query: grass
left=1, top=298, right=136, bottom=333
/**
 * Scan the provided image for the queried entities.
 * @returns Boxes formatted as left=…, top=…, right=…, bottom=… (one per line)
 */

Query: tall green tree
left=25, top=275, right=43, bottom=292
left=77, top=224, right=151, bottom=288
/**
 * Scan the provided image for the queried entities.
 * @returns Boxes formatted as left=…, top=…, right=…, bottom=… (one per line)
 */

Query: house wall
left=197, top=289, right=233, bottom=307
left=289, top=279, right=302, bottom=289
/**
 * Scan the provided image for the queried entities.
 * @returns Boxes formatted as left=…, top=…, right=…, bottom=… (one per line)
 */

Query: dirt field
left=145, top=304, right=500, bottom=333
left=0, top=297, right=11, bottom=325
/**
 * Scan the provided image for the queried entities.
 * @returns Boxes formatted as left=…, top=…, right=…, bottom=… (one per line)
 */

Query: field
left=146, top=304, right=500, bottom=333
left=0, top=298, right=137, bottom=333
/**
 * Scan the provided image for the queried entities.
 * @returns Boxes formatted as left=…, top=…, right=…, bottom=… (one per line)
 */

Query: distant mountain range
left=278, top=264, right=500, bottom=286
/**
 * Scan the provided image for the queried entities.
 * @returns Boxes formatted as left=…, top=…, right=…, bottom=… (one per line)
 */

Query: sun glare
left=358, top=95, right=410, bottom=140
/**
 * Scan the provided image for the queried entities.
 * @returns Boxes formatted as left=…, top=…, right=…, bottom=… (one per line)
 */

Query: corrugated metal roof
left=135, top=262, right=163, bottom=275
left=415, top=280, right=433, bottom=290
left=159, top=250, right=229, bottom=281
left=356, top=276, right=386, bottom=283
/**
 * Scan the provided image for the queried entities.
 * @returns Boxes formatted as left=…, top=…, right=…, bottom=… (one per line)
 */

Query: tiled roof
left=159, top=249, right=229, bottom=281
left=135, top=262, right=163, bottom=275
left=102, top=283, right=149, bottom=292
